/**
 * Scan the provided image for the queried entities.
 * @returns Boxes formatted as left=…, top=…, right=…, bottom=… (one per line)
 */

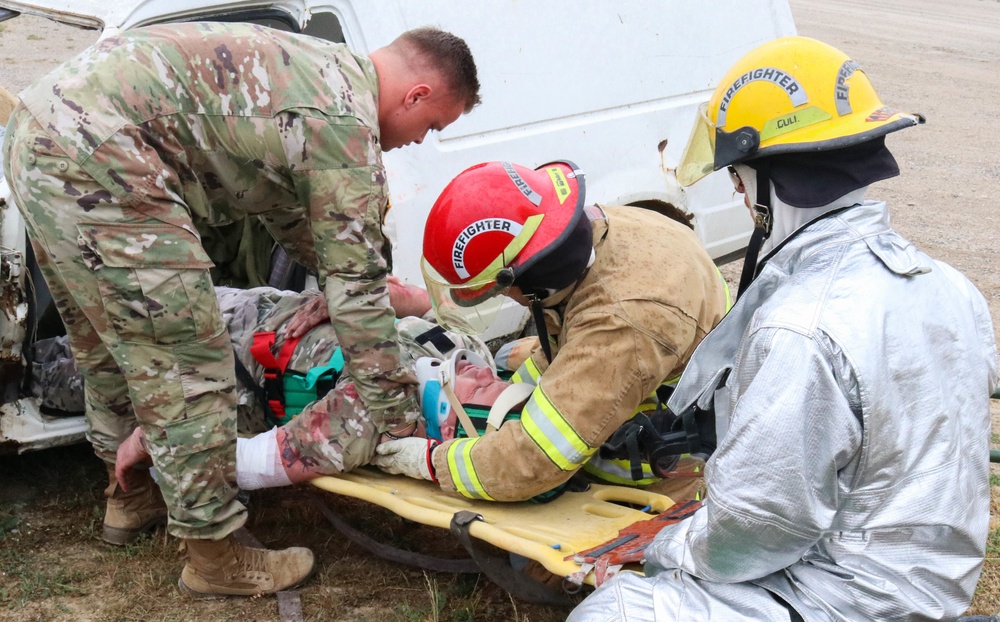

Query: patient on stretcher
left=105, top=284, right=527, bottom=491
left=37, top=281, right=699, bottom=501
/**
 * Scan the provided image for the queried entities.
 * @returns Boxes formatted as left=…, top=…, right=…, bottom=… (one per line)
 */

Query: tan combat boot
left=103, top=463, right=168, bottom=546
left=179, top=533, right=315, bottom=598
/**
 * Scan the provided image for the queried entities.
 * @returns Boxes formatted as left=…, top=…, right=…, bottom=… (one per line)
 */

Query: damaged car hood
left=0, top=0, right=311, bottom=33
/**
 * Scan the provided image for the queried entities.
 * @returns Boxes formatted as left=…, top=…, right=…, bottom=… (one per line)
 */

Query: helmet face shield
left=676, top=103, right=718, bottom=187
left=422, top=257, right=513, bottom=335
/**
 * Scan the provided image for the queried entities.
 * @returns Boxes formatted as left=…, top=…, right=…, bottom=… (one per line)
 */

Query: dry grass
left=970, top=430, right=1000, bottom=617
left=0, top=444, right=570, bottom=622
left=4, top=415, right=1000, bottom=620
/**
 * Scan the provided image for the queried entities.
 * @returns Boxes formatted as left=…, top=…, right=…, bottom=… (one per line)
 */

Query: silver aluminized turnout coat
left=570, top=201, right=998, bottom=621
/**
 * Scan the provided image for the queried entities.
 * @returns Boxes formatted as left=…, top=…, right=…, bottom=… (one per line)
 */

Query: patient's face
left=453, top=360, right=511, bottom=405
left=408, top=360, right=515, bottom=442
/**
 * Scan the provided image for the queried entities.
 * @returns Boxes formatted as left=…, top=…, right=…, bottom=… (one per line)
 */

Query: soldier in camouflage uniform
left=2, top=21, right=479, bottom=597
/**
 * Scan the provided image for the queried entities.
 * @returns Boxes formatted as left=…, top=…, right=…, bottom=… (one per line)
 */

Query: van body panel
left=0, top=0, right=795, bottom=451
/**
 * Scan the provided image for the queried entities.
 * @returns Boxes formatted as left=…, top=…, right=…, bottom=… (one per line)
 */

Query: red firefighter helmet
left=421, top=160, right=585, bottom=334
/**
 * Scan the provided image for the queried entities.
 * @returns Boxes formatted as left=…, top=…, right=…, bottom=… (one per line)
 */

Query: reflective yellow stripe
left=521, top=386, right=594, bottom=470
left=511, top=356, right=542, bottom=386
left=582, top=457, right=658, bottom=486
left=446, top=438, right=494, bottom=501
left=715, top=266, right=733, bottom=311
left=466, top=214, right=544, bottom=285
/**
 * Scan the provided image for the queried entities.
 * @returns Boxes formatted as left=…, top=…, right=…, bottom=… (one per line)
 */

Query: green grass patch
left=986, top=525, right=1000, bottom=557
left=0, top=546, right=90, bottom=608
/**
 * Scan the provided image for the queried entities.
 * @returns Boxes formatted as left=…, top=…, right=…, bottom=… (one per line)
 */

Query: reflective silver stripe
left=584, top=456, right=656, bottom=485
left=524, top=399, right=590, bottom=469
left=450, top=439, right=491, bottom=501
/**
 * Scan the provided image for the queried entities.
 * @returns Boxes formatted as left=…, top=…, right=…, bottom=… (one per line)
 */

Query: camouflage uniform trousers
left=3, top=106, right=245, bottom=540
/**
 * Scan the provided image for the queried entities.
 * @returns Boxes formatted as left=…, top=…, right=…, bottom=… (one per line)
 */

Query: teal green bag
left=270, top=348, right=345, bottom=426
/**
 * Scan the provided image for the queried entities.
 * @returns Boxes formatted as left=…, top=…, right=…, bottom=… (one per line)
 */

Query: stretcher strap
left=442, top=382, right=481, bottom=439
left=450, top=511, right=577, bottom=608
left=308, top=492, right=480, bottom=574
left=250, top=331, right=302, bottom=422
left=485, top=383, right=534, bottom=432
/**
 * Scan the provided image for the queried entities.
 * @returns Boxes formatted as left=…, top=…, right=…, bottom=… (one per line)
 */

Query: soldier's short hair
left=398, top=27, right=481, bottom=113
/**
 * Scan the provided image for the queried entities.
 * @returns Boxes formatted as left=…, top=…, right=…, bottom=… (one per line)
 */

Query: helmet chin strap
left=528, top=293, right=554, bottom=363
left=736, top=166, right=773, bottom=298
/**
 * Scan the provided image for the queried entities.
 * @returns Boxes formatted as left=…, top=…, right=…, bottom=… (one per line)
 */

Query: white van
left=0, top=0, right=796, bottom=452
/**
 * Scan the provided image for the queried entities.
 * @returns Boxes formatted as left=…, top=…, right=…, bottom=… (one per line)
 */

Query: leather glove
left=372, top=437, right=439, bottom=481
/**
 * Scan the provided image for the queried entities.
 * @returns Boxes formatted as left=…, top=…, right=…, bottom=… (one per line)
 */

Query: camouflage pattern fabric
left=3, top=22, right=417, bottom=538
left=27, top=284, right=490, bottom=474
left=30, top=336, right=85, bottom=413
left=227, top=289, right=491, bottom=477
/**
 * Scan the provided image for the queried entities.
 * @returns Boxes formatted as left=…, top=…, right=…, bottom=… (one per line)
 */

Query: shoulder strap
left=442, top=383, right=480, bottom=439
left=484, top=383, right=534, bottom=433
left=233, top=349, right=279, bottom=423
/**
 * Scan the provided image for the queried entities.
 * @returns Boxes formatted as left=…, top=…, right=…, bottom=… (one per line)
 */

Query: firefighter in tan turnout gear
left=372, top=161, right=730, bottom=501
left=2, top=22, right=479, bottom=597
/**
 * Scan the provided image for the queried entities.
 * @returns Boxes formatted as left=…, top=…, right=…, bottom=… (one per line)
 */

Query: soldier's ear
left=403, top=84, right=432, bottom=108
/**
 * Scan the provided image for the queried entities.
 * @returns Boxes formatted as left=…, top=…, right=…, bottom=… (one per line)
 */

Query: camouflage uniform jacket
left=432, top=206, right=730, bottom=501
left=18, top=22, right=416, bottom=426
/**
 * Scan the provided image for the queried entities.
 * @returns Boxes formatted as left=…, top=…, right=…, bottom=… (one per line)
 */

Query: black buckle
left=262, top=369, right=284, bottom=403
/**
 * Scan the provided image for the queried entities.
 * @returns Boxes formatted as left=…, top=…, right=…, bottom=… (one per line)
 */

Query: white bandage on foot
left=236, top=427, right=292, bottom=490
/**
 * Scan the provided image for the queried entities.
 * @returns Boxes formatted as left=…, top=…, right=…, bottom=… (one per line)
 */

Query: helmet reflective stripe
left=511, top=356, right=542, bottom=386
left=521, top=386, right=595, bottom=471
left=457, top=213, right=544, bottom=283
left=452, top=218, right=523, bottom=279
left=544, top=166, right=573, bottom=204
left=502, top=161, right=543, bottom=206
left=717, top=66, right=808, bottom=127
left=446, top=437, right=495, bottom=500
left=835, top=59, right=861, bottom=116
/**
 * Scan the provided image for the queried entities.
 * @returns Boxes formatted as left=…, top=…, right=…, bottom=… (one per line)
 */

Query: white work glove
left=372, top=437, right=439, bottom=481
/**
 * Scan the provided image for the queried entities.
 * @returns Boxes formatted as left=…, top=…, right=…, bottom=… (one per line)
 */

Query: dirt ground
left=1, top=0, right=1000, bottom=620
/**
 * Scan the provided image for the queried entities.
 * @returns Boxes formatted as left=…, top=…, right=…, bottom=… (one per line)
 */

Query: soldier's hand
left=286, top=292, right=329, bottom=338
left=388, top=275, right=431, bottom=318
left=115, top=427, right=151, bottom=492
left=372, top=437, right=439, bottom=481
